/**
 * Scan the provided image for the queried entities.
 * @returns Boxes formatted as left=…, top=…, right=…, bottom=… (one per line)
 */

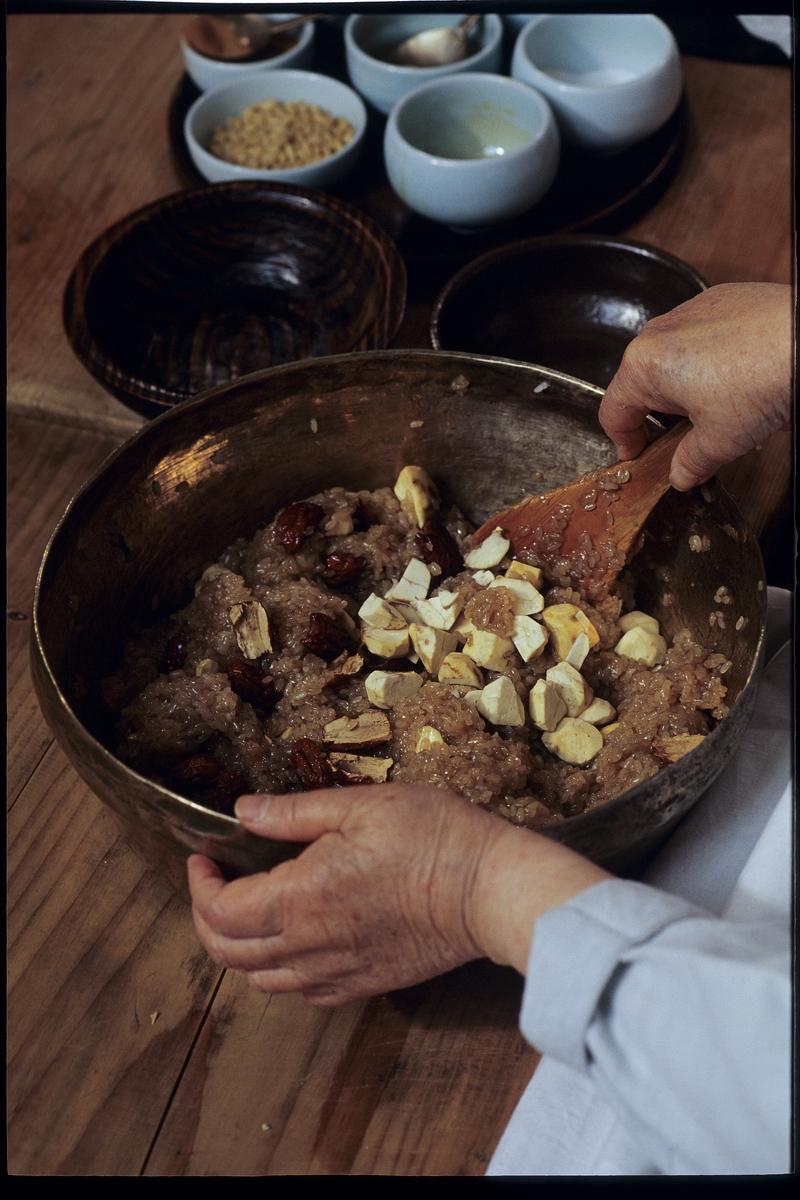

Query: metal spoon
left=183, top=13, right=323, bottom=63
left=386, top=14, right=481, bottom=67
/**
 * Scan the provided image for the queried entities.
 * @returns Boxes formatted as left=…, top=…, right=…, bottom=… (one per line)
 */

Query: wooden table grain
left=6, top=13, right=793, bottom=1176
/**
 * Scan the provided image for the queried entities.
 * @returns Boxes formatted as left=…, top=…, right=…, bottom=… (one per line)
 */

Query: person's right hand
left=599, top=282, right=792, bottom=490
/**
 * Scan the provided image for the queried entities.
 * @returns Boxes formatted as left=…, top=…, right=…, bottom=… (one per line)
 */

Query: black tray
left=168, top=24, right=687, bottom=295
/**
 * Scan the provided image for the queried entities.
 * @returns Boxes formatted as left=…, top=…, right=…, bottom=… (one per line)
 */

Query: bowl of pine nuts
left=185, top=70, right=367, bottom=188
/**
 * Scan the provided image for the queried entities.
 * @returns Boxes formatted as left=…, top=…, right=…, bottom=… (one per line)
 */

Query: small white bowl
left=345, top=13, right=503, bottom=116
left=502, top=14, right=538, bottom=36
left=512, top=14, right=682, bottom=152
left=184, top=72, right=367, bottom=188
left=384, top=74, right=560, bottom=229
left=180, top=13, right=315, bottom=93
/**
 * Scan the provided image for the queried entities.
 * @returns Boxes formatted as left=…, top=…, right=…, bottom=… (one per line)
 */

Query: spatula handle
left=623, top=418, right=692, bottom=500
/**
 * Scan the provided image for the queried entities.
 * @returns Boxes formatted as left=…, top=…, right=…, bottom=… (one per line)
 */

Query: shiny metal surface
left=63, top=182, right=407, bottom=419
left=32, top=350, right=766, bottom=895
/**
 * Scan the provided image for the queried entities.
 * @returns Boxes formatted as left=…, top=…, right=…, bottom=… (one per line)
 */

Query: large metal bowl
left=31, top=351, right=766, bottom=896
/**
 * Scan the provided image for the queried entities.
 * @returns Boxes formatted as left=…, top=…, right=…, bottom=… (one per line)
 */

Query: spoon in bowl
left=472, top=420, right=690, bottom=599
left=184, top=13, right=323, bottom=62
left=386, top=14, right=481, bottom=67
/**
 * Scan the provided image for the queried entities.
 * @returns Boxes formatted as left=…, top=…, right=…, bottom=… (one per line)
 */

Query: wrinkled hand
left=188, top=784, right=609, bottom=1005
left=189, top=785, right=500, bottom=1005
left=599, top=282, right=792, bottom=490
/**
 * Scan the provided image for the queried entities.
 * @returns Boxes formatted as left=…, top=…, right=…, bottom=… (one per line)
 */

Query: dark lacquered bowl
left=63, top=182, right=407, bottom=420
left=31, top=350, right=765, bottom=898
left=430, top=235, right=707, bottom=388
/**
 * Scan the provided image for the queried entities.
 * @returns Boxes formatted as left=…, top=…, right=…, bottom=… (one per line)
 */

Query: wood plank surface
left=6, top=11, right=793, bottom=1178
left=7, top=741, right=223, bottom=1176
left=6, top=12, right=184, bottom=438
left=627, top=57, right=792, bottom=285
left=7, top=416, right=126, bottom=805
left=145, top=961, right=536, bottom=1176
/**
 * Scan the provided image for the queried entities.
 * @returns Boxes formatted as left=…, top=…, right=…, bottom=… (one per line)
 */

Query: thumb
left=597, top=387, right=651, bottom=462
left=668, top=430, right=721, bottom=491
left=234, top=787, right=370, bottom=842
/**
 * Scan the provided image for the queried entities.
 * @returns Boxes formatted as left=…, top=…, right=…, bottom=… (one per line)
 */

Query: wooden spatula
left=474, top=420, right=690, bottom=597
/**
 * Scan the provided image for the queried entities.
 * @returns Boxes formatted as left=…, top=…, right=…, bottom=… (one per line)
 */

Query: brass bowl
left=31, top=350, right=766, bottom=896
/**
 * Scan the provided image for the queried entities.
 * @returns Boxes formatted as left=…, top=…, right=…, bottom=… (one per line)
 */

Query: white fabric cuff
left=521, top=879, right=707, bottom=1071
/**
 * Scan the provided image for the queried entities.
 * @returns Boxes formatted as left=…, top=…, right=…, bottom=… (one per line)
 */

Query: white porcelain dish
left=384, top=73, right=560, bottom=229
left=184, top=71, right=367, bottom=187
left=180, top=13, right=315, bottom=93
left=345, top=13, right=503, bottom=115
left=511, top=13, right=682, bottom=152
left=502, top=14, right=538, bottom=36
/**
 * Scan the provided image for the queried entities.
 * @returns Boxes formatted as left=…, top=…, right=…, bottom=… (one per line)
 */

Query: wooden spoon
left=473, top=420, right=690, bottom=598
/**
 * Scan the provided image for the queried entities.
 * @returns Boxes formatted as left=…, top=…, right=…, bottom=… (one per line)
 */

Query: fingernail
left=235, top=794, right=269, bottom=821
left=669, top=464, right=696, bottom=492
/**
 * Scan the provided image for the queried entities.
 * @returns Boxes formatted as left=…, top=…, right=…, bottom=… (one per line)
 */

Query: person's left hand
left=189, top=783, right=611, bottom=1005
left=188, top=784, right=501, bottom=1005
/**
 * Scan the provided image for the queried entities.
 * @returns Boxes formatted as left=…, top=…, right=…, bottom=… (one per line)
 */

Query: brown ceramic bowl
left=31, top=350, right=766, bottom=897
left=430, top=234, right=707, bottom=388
left=63, top=182, right=407, bottom=420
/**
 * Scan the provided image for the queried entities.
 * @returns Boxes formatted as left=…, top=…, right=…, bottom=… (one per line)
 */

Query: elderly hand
left=599, top=282, right=792, bottom=490
left=188, top=784, right=609, bottom=1005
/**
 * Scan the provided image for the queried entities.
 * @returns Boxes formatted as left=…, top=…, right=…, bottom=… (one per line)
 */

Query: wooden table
left=7, top=14, right=793, bottom=1176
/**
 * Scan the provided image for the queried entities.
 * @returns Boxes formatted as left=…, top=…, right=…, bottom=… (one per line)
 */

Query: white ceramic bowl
left=502, top=14, right=538, bottom=36
left=511, top=14, right=682, bottom=152
left=384, top=74, right=560, bottom=229
left=184, top=71, right=367, bottom=188
left=180, top=14, right=315, bottom=93
left=345, top=13, right=503, bottom=115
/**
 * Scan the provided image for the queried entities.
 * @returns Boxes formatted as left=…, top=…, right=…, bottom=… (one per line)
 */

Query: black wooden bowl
left=31, top=350, right=765, bottom=898
left=430, top=234, right=707, bottom=388
left=63, top=181, right=407, bottom=420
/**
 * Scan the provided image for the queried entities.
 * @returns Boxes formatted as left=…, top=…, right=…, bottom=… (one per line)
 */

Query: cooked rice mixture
left=208, top=99, right=354, bottom=170
left=104, top=468, right=728, bottom=825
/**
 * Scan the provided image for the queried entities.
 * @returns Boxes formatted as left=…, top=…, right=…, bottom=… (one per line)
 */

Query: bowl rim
left=180, top=12, right=316, bottom=77
left=514, top=13, right=679, bottom=96
left=62, top=181, right=407, bottom=408
left=344, top=11, right=503, bottom=76
left=386, top=72, right=558, bottom=168
left=184, top=70, right=368, bottom=184
left=430, top=232, right=709, bottom=349
left=32, top=347, right=767, bottom=848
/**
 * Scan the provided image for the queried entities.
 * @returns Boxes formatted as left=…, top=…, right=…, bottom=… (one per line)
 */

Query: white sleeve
left=520, top=879, right=791, bottom=1174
